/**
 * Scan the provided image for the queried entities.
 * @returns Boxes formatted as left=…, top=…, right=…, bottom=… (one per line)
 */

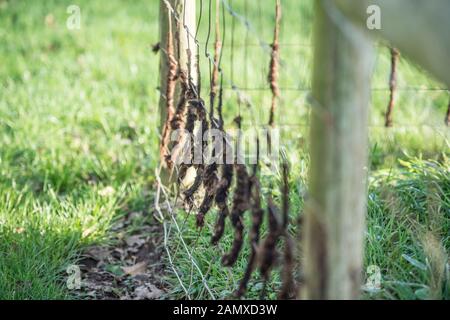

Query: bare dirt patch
left=77, top=211, right=166, bottom=300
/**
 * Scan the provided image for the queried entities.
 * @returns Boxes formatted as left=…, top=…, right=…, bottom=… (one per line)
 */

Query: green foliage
left=0, top=0, right=159, bottom=299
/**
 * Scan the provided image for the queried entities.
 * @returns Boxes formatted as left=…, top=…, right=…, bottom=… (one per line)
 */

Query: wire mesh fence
left=156, top=0, right=449, bottom=300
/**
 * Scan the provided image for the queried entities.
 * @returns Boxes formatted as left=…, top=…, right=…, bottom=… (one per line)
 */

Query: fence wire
left=156, top=0, right=449, bottom=299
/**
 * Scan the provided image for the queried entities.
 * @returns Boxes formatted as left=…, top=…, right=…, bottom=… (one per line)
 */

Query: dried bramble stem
left=236, top=175, right=264, bottom=298
left=160, top=10, right=178, bottom=168
left=279, top=161, right=295, bottom=299
left=267, top=0, right=281, bottom=128
left=221, top=163, right=250, bottom=267
left=385, top=47, right=400, bottom=127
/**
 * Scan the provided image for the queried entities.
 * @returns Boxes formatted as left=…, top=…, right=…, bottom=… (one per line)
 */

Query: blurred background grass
left=0, top=0, right=448, bottom=299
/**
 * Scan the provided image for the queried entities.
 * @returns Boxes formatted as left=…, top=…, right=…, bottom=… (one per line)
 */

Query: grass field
left=0, top=0, right=449, bottom=300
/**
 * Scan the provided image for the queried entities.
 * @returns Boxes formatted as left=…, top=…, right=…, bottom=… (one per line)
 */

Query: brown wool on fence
left=385, top=47, right=400, bottom=127
left=177, top=88, right=199, bottom=185
left=221, top=163, right=250, bottom=267
left=217, top=76, right=225, bottom=129
left=211, top=161, right=233, bottom=244
left=281, top=162, right=289, bottom=229
left=178, top=21, right=203, bottom=185
left=173, top=0, right=202, bottom=185
left=212, top=41, right=221, bottom=101
left=236, top=138, right=261, bottom=297
left=170, top=70, right=189, bottom=132
left=222, top=116, right=250, bottom=267
left=196, top=101, right=218, bottom=223
left=267, top=0, right=281, bottom=128
left=152, top=42, right=160, bottom=54
left=183, top=165, right=204, bottom=207
left=279, top=235, right=295, bottom=299
left=210, top=0, right=222, bottom=120
left=196, top=51, right=202, bottom=97
left=196, top=0, right=223, bottom=227
left=167, top=69, right=189, bottom=170
left=160, top=11, right=178, bottom=169
left=211, top=78, right=233, bottom=244
left=259, top=195, right=281, bottom=298
left=198, top=103, right=210, bottom=166
left=197, top=162, right=219, bottom=227
left=236, top=175, right=264, bottom=298
left=196, top=120, right=220, bottom=226
left=278, top=161, right=295, bottom=300
left=182, top=99, right=208, bottom=206
left=233, top=115, right=242, bottom=129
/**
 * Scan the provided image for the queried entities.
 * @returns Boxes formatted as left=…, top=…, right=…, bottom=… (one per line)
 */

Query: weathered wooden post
left=158, top=0, right=197, bottom=183
left=304, top=0, right=450, bottom=300
left=303, top=0, right=374, bottom=299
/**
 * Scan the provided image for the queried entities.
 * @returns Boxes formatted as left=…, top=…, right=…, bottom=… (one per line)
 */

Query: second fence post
left=302, top=0, right=374, bottom=299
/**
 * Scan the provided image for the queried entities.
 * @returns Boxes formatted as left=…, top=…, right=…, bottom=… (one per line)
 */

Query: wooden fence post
left=158, top=0, right=197, bottom=183
left=302, top=0, right=374, bottom=299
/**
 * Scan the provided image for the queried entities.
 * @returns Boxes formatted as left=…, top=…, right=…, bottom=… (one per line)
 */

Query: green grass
left=166, top=157, right=450, bottom=300
left=0, top=0, right=449, bottom=300
left=0, top=0, right=159, bottom=299
left=365, top=159, right=450, bottom=299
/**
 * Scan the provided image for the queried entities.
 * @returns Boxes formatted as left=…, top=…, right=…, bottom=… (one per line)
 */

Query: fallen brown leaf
left=134, top=284, right=163, bottom=300
left=122, top=261, right=148, bottom=276
left=84, top=246, right=110, bottom=262
left=125, top=235, right=146, bottom=247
